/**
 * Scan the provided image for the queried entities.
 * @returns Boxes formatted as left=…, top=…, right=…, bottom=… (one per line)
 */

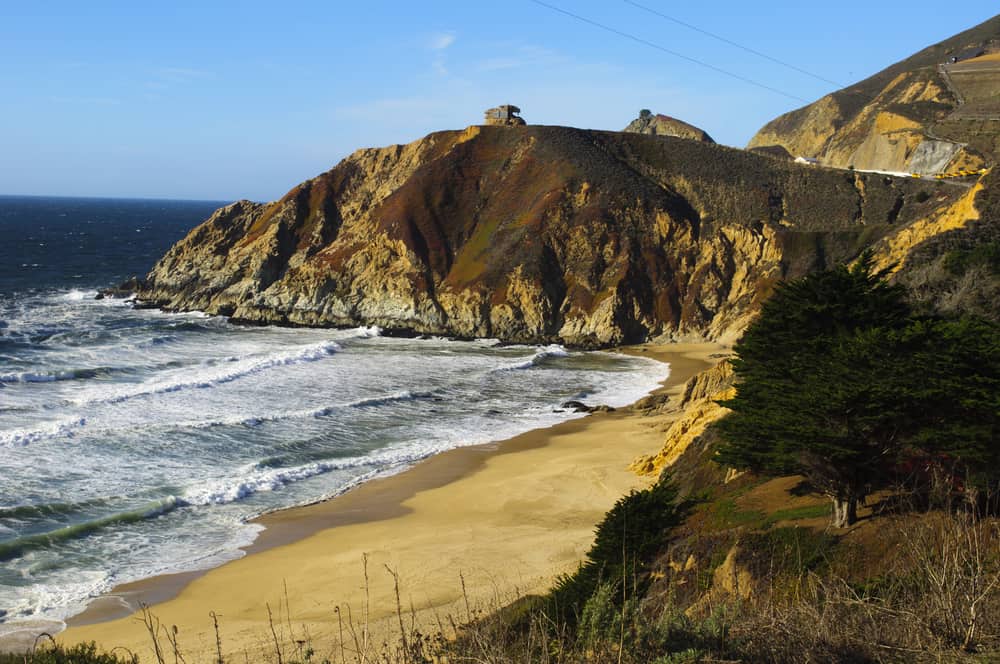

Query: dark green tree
left=889, top=316, right=1000, bottom=495
left=715, top=255, right=914, bottom=527
left=716, top=254, right=1000, bottom=526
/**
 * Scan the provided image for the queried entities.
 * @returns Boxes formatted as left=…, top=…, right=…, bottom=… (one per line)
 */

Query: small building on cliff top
left=484, top=105, right=526, bottom=126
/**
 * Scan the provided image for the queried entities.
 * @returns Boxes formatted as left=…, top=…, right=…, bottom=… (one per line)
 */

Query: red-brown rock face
left=137, top=125, right=945, bottom=347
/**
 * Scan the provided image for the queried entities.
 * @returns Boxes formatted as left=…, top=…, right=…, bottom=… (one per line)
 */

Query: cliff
left=630, top=359, right=734, bottom=477
left=134, top=124, right=948, bottom=347
left=877, top=167, right=1000, bottom=320
left=748, top=13, right=1000, bottom=173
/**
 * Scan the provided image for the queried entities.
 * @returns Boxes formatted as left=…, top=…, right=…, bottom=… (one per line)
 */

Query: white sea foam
left=181, top=461, right=356, bottom=506
left=0, top=417, right=87, bottom=447
left=0, top=371, right=60, bottom=383
left=175, top=390, right=428, bottom=429
left=180, top=439, right=457, bottom=508
left=72, top=339, right=341, bottom=406
left=351, top=325, right=382, bottom=338
left=493, top=344, right=570, bottom=372
left=342, top=390, right=429, bottom=409
left=60, top=290, right=96, bottom=302
left=0, top=389, right=430, bottom=447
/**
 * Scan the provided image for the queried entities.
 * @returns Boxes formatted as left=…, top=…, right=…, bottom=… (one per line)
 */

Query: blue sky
left=1, top=2, right=995, bottom=201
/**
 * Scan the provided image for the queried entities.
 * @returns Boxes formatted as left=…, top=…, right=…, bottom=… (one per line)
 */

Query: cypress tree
left=715, top=254, right=913, bottom=527
left=716, top=254, right=1000, bottom=525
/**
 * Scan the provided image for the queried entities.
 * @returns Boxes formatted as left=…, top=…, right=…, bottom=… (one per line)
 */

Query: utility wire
left=528, top=0, right=809, bottom=103
left=623, top=0, right=843, bottom=87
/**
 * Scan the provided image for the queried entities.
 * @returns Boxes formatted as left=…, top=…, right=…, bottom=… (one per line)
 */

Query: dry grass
left=58, top=504, right=989, bottom=664
left=14, top=482, right=997, bottom=664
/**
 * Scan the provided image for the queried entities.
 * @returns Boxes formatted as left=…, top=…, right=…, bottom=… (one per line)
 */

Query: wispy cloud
left=428, top=32, right=456, bottom=51
left=426, top=31, right=456, bottom=76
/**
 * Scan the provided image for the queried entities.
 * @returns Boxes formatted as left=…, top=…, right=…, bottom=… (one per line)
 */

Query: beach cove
left=56, top=343, right=723, bottom=661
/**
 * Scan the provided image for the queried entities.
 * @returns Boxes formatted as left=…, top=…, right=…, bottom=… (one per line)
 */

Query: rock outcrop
left=876, top=167, right=1000, bottom=321
left=748, top=14, right=1000, bottom=173
left=134, top=125, right=949, bottom=347
left=630, top=360, right=734, bottom=476
left=624, top=111, right=714, bottom=143
left=685, top=544, right=756, bottom=617
left=747, top=144, right=793, bottom=160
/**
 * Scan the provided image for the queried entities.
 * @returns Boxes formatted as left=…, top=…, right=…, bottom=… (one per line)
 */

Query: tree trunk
left=846, top=496, right=858, bottom=525
left=831, top=495, right=859, bottom=528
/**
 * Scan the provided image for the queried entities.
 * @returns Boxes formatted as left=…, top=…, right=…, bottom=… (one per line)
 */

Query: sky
left=1, top=2, right=996, bottom=201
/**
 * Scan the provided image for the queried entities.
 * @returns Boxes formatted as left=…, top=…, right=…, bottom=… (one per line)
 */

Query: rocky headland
left=128, top=124, right=974, bottom=347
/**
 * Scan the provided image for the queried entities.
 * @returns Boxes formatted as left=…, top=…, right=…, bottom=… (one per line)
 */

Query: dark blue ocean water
left=0, top=196, right=668, bottom=639
left=0, top=196, right=225, bottom=295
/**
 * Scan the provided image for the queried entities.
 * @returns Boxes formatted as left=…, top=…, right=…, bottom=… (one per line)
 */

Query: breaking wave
left=0, top=417, right=87, bottom=447
left=493, top=344, right=570, bottom=372
left=0, top=498, right=180, bottom=562
left=73, top=340, right=341, bottom=406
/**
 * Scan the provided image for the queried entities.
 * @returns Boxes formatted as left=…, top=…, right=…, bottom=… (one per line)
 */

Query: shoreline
left=36, top=342, right=723, bottom=659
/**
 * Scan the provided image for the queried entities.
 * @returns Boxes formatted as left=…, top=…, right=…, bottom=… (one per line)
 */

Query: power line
left=623, top=0, right=843, bottom=87
left=528, top=0, right=809, bottom=103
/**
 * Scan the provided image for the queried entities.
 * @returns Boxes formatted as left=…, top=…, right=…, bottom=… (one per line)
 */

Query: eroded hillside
left=748, top=14, right=1000, bottom=173
left=135, top=125, right=947, bottom=347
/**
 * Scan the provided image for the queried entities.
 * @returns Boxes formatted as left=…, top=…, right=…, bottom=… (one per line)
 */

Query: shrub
left=943, top=241, right=1000, bottom=276
left=737, top=526, right=838, bottom=579
left=0, top=642, right=136, bottom=664
left=549, top=477, right=688, bottom=624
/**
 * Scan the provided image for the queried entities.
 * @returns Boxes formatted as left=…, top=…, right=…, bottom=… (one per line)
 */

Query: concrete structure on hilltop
left=484, top=105, right=526, bottom=126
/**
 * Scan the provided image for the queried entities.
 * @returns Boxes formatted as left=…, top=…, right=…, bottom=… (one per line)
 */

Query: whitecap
left=60, top=290, right=96, bottom=302
left=72, top=339, right=341, bottom=406
left=492, top=344, right=570, bottom=372
left=0, top=417, right=87, bottom=447
left=0, top=371, right=59, bottom=384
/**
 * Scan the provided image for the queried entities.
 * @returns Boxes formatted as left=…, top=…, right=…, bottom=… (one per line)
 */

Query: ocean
left=0, top=196, right=668, bottom=637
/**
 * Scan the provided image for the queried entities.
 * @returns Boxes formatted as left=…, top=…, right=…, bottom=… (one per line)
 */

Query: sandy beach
left=53, top=342, right=724, bottom=661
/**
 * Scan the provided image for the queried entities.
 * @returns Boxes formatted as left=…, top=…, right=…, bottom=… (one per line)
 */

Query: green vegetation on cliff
left=548, top=478, right=689, bottom=626
left=716, top=255, right=1000, bottom=527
